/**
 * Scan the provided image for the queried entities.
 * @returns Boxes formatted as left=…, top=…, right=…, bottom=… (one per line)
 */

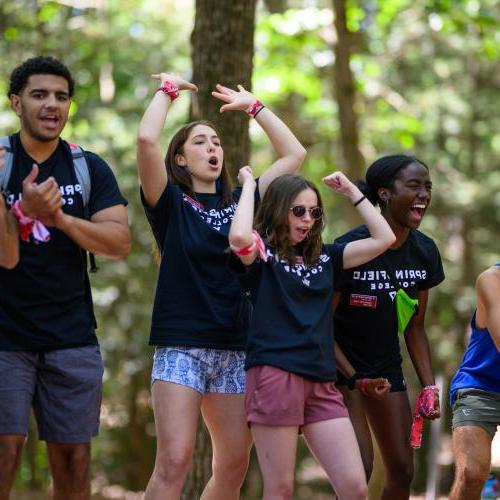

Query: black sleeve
left=332, top=226, right=368, bottom=291
left=227, top=252, right=263, bottom=291
left=86, top=152, right=128, bottom=216
left=140, top=182, right=178, bottom=252
left=419, top=239, right=445, bottom=290
left=326, top=242, right=346, bottom=286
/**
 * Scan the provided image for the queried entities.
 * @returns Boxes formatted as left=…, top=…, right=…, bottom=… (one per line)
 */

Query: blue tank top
left=449, top=263, right=500, bottom=404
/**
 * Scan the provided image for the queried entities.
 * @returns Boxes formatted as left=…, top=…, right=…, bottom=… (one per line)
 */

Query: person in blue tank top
left=229, top=168, right=395, bottom=499
left=449, top=263, right=500, bottom=500
left=136, top=72, right=306, bottom=500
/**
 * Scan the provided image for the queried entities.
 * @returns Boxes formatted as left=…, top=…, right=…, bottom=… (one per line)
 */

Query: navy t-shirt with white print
left=334, top=225, right=444, bottom=373
left=237, top=243, right=345, bottom=382
left=142, top=181, right=260, bottom=351
left=0, top=133, right=128, bottom=351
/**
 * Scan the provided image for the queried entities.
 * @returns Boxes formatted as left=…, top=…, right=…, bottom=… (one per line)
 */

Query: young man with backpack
left=0, top=56, right=131, bottom=500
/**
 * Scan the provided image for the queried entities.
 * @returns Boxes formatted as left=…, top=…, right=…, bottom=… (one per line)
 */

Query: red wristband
left=246, top=100, right=265, bottom=117
left=230, top=230, right=268, bottom=261
left=157, top=81, right=180, bottom=101
left=358, top=378, right=370, bottom=396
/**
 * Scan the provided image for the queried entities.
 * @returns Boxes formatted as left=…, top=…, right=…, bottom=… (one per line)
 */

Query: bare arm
left=137, top=73, right=198, bottom=207
left=52, top=205, right=131, bottom=261
left=212, top=84, right=306, bottom=197
left=228, top=166, right=259, bottom=266
left=476, top=267, right=500, bottom=350
left=0, top=193, right=19, bottom=269
left=404, top=289, right=440, bottom=418
left=323, top=172, right=395, bottom=269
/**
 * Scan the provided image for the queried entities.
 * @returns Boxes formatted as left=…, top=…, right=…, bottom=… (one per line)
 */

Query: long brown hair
left=164, top=120, right=233, bottom=206
left=255, top=174, right=325, bottom=267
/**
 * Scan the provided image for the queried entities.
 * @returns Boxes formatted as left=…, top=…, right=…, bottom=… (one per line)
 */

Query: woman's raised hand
left=151, top=73, right=198, bottom=92
left=212, top=84, right=257, bottom=113
left=237, top=166, right=255, bottom=187
left=323, top=172, right=359, bottom=199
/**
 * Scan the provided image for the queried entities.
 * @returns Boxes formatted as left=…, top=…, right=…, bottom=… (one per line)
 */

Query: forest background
left=0, top=0, right=499, bottom=498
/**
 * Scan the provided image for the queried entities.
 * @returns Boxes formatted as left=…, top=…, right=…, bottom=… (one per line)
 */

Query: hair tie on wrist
left=353, top=195, right=366, bottom=207
left=246, top=100, right=265, bottom=117
left=157, top=81, right=180, bottom=101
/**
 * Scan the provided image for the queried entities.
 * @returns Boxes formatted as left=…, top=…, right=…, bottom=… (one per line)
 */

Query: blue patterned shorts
left=151, top=346, right=246, bottom=394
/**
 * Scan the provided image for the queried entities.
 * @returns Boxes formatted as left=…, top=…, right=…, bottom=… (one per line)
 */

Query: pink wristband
left=358, top=378, right=370, bottom=396
left=157, top=81, right=180, bottom=101
left=10, top=200, right=50, bottom=243
left=246, top=100, right=265, bottom=117
left=230, top=230, right=268, bottom=261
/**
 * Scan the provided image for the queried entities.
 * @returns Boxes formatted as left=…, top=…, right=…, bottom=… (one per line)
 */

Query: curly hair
left=164, top=120, right=233, bottom=207
left=255, top=174, right=325, bottom=268
left=8, top=56, right=75, bottom=97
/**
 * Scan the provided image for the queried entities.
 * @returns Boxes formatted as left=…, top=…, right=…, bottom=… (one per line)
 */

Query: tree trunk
left=190, top=0, right=257, bottom=178
left=331, top=0, right=365, bottom=182
left=185, top=1, right=257, bottom=496
left=264, top=0, right=288, bottom=13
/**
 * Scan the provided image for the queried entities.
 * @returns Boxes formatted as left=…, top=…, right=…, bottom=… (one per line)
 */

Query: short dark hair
left=8, top=56, right=75, bottom=98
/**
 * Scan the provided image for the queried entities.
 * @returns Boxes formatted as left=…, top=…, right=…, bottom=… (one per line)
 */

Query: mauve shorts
left=245, top=365, right=348, bottom=427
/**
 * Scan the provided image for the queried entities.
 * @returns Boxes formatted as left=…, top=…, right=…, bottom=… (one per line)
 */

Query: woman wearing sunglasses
left=332, top=155, right=445, bottom=500
left=137, top=73, right=306, bottom=500
left=228, top=169, right=395, bottom=499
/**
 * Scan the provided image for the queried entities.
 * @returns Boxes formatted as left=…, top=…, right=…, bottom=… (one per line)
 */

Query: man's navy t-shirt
left=142, top=181, right=259, bottom=351
left=238, top=243, right=345, bottom=381
left=0, top=134, right=127, bottom=351
left=334, top=225, right=444, bottom=373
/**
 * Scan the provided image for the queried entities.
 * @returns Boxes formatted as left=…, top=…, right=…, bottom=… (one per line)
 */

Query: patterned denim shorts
left=152, top=346, right=246, bottom=394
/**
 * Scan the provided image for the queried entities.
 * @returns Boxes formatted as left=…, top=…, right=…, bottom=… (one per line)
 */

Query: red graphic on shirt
left=349, top=294, right=378, bottom=308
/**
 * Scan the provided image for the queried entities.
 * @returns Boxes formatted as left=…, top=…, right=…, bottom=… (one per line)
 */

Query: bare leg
left=200, top=393, right=252, bottom=500
left=144, top=381, right=202, bottom=500
left=303, top=417, right=367, bottom=499
left=450, top=426, right=492, bottom=500
left=251, top=424, right=298, bottom=500
left=0, top=435, right=25, bottom=500
left=46, top=442, right=91, bottom=500
left=339, top=386, right=374, bottom=481
left=364, top=391, right=414, bottom=500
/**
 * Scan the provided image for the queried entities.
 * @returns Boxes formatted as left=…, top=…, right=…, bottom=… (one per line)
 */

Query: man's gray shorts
left=452, top=388, right=500, bottom=437
left=0, top=345, right=103, bottom=443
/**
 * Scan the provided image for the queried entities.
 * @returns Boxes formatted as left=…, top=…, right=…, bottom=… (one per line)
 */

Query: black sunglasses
left=289, top=205, right=323, bottom=220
